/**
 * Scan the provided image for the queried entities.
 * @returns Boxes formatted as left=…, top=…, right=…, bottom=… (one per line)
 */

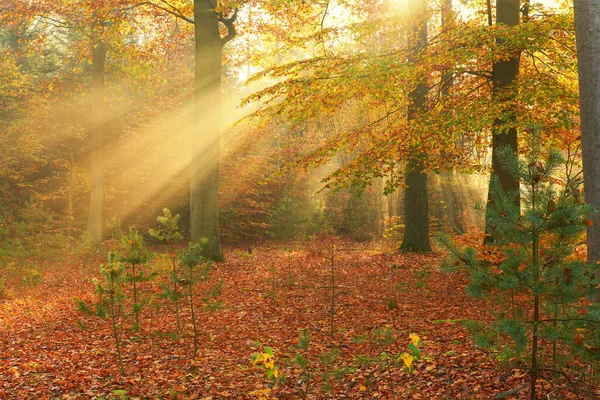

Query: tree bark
left=574, top=0, right=600, bottom=290
left=87, top=7, right=106, bottom=244
left=402, top=160, right=431, bottom=252
left=67, top=150, right=75, bottom=238
left=438, top=0, right=465, bottom=234
left=401, top=3, right=431, bottom=253
left=485, top=0, right=521, bottom=243
left=190, top=0, right=223, bottom=260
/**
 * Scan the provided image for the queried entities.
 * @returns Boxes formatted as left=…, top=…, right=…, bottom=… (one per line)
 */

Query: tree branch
left=135, top=1, right=194, bottom=24
left=492, top=383, right=527, bottom=399
left=538, top=368, right=581, bottom=400
left=218, top=8, right=238, bottom=46
left=536, top=318, right=600, bottom=324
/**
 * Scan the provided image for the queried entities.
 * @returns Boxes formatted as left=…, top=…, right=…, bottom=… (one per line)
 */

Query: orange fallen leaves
left=0, top=241, right=586, bottom=399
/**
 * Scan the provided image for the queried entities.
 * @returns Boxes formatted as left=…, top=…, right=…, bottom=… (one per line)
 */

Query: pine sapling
left=76, top=251, right=126, bottom=374
left=149, top=208, right=184, bottom=332
left=293, top=329, right=312, bottom=399
left=120, top=228, right=152, bottom=331
left=319, top=232, right=338, bottom=339
left=441, top=143, right=599, bottom=399
left=179, top=239, right=212, bottom=358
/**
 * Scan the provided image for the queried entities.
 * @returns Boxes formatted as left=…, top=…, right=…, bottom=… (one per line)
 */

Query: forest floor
left=0, top=240, right=591, bottom=399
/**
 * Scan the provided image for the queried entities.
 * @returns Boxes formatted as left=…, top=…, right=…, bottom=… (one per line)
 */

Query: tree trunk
left=574, top=0, right=600, bottom=291
left=190, top=0, right=223, bottom=260
left=485, top=0, right=521, bottom=243
left=87, top=11, right=106, bottom=244
left=67, top=149, right=75, bottom=238
left=438, top=0, right=465, bottom=234
left=401, top=3, right=431, bottom=253
left=402, top=160, right=431, bottom=252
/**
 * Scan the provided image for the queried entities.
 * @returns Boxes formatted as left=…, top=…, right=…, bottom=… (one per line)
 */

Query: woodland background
left=0, top=0, right=599, bottom=399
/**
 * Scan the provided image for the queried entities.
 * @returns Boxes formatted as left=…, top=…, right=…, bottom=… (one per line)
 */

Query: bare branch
left=217, top=8, right=238, bottom=46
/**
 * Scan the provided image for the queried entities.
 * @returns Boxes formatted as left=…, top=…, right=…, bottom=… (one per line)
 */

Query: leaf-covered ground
left=0, top=241, right=589, bottom=399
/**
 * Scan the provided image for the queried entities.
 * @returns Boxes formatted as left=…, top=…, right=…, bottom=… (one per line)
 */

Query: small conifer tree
left=179, top=239, right=212, bottom=358
left=76, top=251, right=126, bottom=375
left=441, top=144, right=599, bottom=399
left=120, top=228, right=153, bottom=331
left=149, top=208, right=184, bottom=332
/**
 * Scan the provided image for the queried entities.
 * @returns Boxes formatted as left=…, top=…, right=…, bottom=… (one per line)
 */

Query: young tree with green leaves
left=442, top=141, right=599, bottom=399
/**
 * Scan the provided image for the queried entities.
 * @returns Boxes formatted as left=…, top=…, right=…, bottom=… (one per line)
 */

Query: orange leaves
left=476, top=245, right=507, bottom=266
left=490, top=266, right=503, bottom=275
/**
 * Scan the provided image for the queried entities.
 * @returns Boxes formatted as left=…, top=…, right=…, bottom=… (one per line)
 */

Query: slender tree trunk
left=401, top=3, right=431, bottom=253
left=67, top=150, right=75, bottom=237
left=109, top=275, right=125, bottom=375
left=87, top=10, right=106, bottom=244
left=440, top=0, right=454, bottom=97
left=438, top=0, right=465, bottom=234
left=172, top=256, right=180, bottom=332
left=190, top=0, right=223, bottom=260
left=132, top=262, right=139, bottom=330
left=574, top=0, right=600, bottom=269
left=485, top=0, right=521, bottom=243
left=189, top=266, right=198, bottom=358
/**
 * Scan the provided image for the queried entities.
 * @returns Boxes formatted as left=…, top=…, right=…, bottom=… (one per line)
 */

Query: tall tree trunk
left=190, top=0, right=224, bottom=260
left=401, top=3, right=431, bottom=253
left=67, top=149, right=75, bottom=238
left=440, top=0, right=454, bottom=97
left=87, top=9, right=106, bottom=244
left=574, top=0, right=600, bottom=280
left=438, top=0, right=465, bottom=234
left=484, top=0, right=521, bottom=243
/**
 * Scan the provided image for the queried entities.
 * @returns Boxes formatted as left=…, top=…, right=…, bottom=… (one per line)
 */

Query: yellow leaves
left=402, top=333, right=422, bottom=372
left=249, top=388, right=275, bottom=400
left=359, top=385, right=367, bottom=391
left=401, top=353, right=414, bottom=370
left=409, top=333, right=421, bottom=348
left=261, top=352, right=274, bottom=370
left=251, top=347, right=280, bottom=382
